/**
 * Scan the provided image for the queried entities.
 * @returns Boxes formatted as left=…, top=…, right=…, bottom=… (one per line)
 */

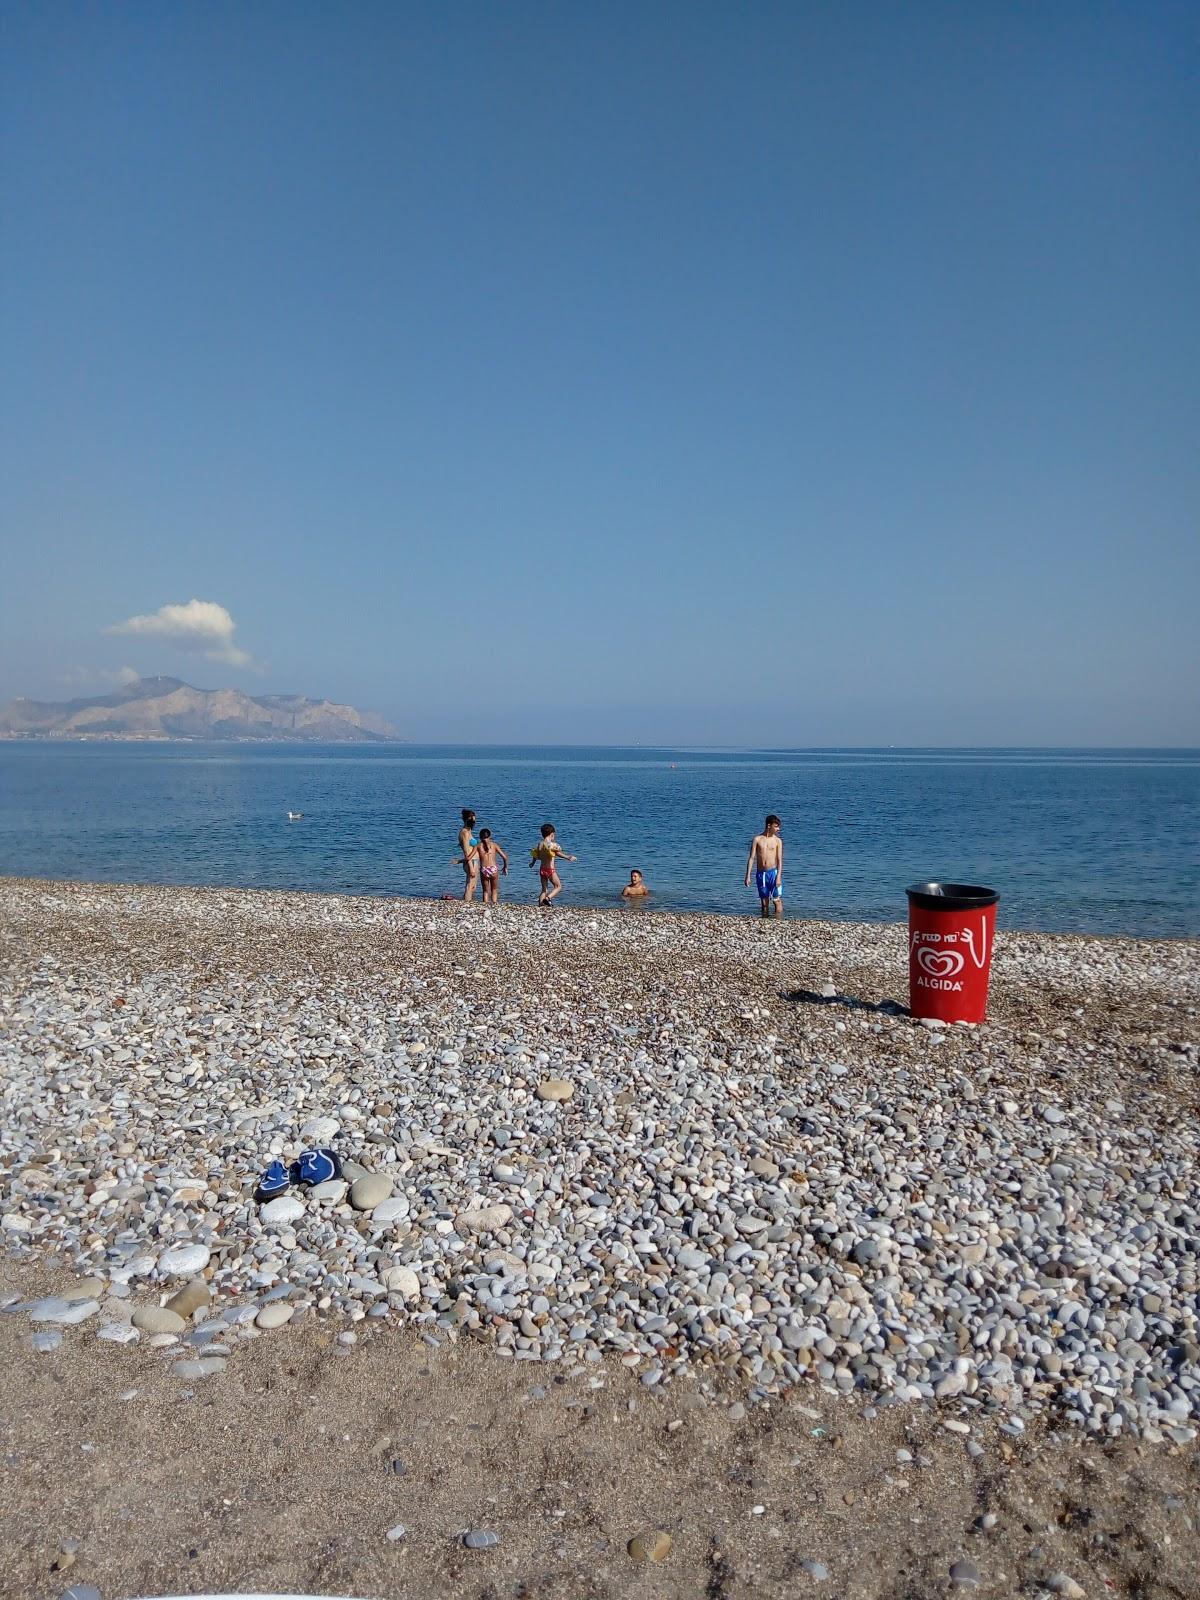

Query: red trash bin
left=906, top=882, right=999, bottom=1024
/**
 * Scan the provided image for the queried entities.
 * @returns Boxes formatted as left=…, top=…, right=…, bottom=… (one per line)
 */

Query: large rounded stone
left=350, top=1173, right=394, bottom=1211
left=260, top=1194, right=305, bottom=1225
left=384, top=1265, right=421, bottom=1302
left=628, top=1530, right=673, bottom=1563
left=456, top=1203, right=513, bottom=1233
left=166, top=1278, right=210, bottom=1319
left=537, top=1079, right=574, bottom=1102
left=300, top=1115, right=339, bottom=1142
left=158, top=1243, right=210, bottom=1277
left=132, top=1305, right=187, bottom=1335
left=256, top=1303, right=295, bottom=1330
left=29, top=1297, right=100, bottom=1325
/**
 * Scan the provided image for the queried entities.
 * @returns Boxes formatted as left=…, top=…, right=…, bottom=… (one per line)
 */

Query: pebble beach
left=2, top=876, right=1199, bottom=1597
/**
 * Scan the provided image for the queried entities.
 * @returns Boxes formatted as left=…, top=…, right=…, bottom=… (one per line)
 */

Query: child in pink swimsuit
left=472, top=829, right=509, bottom=904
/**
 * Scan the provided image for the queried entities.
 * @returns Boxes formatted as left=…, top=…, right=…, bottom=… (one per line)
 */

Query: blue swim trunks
left=756, top=867, right=782, bottom=901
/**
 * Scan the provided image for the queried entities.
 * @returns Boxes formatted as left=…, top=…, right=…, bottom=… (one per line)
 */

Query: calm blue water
left=1, top=743, right=1197, bottom=937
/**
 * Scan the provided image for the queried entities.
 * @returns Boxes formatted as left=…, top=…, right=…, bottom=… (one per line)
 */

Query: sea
left=1, top=743, right=1197, bottom=939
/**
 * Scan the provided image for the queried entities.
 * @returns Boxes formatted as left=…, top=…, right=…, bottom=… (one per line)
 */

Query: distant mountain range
left=0, top=677, right=400, bottom=742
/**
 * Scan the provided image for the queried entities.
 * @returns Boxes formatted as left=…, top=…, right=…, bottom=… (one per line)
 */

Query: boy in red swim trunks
left=745, top=814, right=784, bottom=919
left=530, top=822, right=576, bottom=905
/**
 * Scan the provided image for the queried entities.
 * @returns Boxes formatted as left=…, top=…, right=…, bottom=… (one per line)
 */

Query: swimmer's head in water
left=629, top=869, right=643, bottom=883
left=540, top=822, right=556, bottom=838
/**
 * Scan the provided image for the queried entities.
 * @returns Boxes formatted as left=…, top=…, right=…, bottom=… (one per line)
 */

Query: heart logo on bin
left=917, top=947, right=964, bottom=979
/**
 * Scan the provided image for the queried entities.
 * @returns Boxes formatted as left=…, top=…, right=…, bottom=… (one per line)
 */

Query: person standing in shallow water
left=455, top=808, right=479, bottom=902
left=745, top=814, right=784, bottom=918
left=530, top=822, right=576, bottom=905
left=471, top=828, right=509, bottom=904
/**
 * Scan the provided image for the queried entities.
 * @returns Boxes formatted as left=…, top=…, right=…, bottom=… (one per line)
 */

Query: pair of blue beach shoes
left=256, top=1146, right=341, bottom=1202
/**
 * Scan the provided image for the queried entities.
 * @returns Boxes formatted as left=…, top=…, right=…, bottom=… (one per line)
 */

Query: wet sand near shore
left=1, top=878, right=1198, bottom=1598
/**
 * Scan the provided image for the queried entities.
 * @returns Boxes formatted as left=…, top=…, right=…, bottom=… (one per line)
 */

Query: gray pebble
left=1046, top=1576, right=1086, bottom=1599
left=171, top=1357, right=227, bottom=1379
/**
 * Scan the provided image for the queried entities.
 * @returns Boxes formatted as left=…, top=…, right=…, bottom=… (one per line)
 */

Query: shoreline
left=2, top=877, right=1198, bottom=1593
left=4, top=870, right=1199, bottom=946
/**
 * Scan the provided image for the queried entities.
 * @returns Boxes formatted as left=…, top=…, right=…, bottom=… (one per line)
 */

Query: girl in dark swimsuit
left=456, top=808, right=479, bottom=902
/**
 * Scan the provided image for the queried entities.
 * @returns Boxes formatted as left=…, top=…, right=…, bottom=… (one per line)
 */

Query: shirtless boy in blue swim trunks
left=745, top=814, right=784, bottom=919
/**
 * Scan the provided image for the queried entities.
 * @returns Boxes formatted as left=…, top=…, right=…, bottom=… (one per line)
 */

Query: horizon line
left=4, top=737, right=1197, bottom=754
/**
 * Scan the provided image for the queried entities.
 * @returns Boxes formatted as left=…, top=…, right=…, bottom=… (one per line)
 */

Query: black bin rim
left=907, top=881, right=999, bottom=913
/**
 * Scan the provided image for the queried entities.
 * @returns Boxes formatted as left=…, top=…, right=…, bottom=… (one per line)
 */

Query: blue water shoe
left=297, top=1147, right=341, bottom=1186
left=255, top=1159, right=291, bottom=1202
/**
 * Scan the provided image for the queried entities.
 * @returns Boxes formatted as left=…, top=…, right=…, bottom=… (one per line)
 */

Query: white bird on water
left=287, top=811, right=304, bottom=821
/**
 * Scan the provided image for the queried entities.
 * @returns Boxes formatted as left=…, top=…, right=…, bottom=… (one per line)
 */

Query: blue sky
left=2, top=2, right=1196, bottom=745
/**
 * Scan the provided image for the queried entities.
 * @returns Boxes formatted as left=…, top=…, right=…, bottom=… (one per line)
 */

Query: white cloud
left=107, top=599, right=254, bottom=667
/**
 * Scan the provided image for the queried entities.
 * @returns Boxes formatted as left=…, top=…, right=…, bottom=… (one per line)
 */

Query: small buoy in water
left=287, top=811, right=304, bottom=820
